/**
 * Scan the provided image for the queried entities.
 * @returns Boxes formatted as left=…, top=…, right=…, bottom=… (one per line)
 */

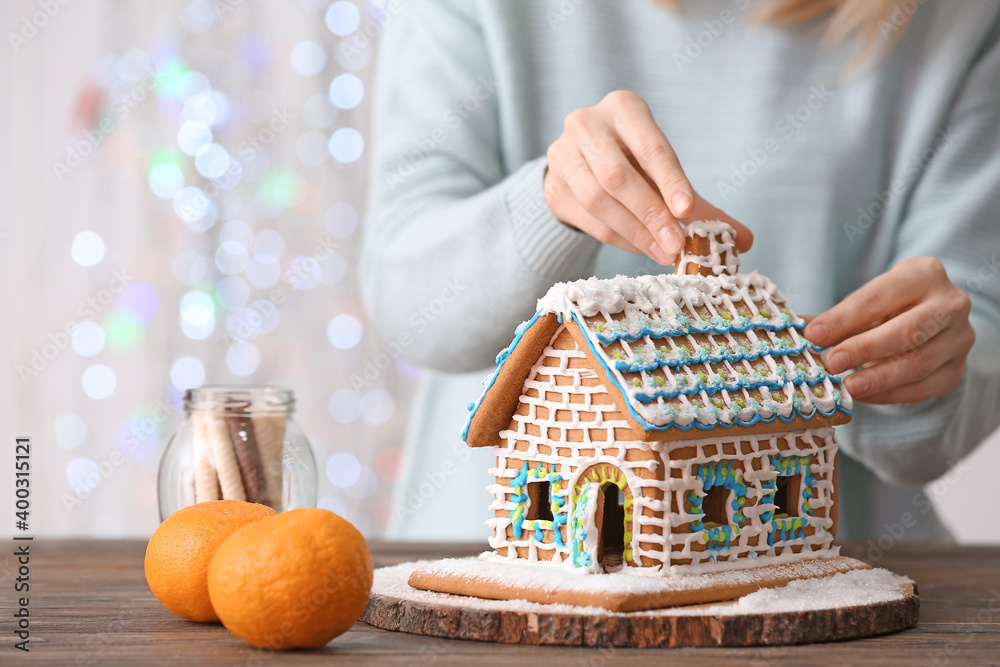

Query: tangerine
left=144, top=500, right=277, bottom=622
left=207, top=508, right=373, bottom=649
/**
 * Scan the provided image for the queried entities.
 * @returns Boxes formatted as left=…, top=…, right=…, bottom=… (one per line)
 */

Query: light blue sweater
left=361, top=0, right=1000, bottom=542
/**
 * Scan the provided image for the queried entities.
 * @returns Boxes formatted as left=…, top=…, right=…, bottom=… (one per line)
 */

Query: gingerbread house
left=463, top=221, right=854, bottom=575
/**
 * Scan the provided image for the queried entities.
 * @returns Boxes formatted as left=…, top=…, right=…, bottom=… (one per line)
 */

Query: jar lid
left=184, top=385, right=294, bottom=414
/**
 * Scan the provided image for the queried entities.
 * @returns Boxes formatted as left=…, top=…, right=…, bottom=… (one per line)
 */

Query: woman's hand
left=805, top=257, right=975, bottom=405
left=543, top=90, right=753, bottom=265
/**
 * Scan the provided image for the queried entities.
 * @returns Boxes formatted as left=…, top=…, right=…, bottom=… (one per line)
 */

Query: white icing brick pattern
left=650, top=429, right=838, bottom=574
left=675, top=220, right=741, bottom=276
left=489, top=331, right=667, bottom=568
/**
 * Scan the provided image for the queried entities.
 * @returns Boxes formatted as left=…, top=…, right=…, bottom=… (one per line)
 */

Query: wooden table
left=2, top=540, right=998, bottom=665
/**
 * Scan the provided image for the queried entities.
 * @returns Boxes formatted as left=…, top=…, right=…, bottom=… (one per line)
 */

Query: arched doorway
left=597, top=483, right=625, bottom=567
left=570, top=463, right=633, bottom=571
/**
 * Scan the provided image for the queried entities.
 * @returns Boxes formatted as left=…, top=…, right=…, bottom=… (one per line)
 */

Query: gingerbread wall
left=488, top=325, right=669, bottom=568
left=654, top=428, right=839, bottom=573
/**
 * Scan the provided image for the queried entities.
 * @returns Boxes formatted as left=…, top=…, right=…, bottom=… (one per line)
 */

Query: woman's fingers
left=544, top=151, right=648, bottom=256
left=842, top=323, right=973, bottom=399
left=549, top=187, right=646, bottom=255
left=577, top=140, right=683, bottom=260
left=798, top=255, right=974, bottom=408
left=546, top=91, right=753, bottom=265
left=823, top=301, right=949, bottom=375
left=627, top=158, right=752, bottom=255
left=607, top=91, right=695, bottom=220
left=854, top=360, right=967, bottom=405
left=804, top=259, right=934, bottom=347
left=562, top=151, right=665, bottom=260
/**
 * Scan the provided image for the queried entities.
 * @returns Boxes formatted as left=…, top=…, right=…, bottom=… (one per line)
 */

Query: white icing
left=533, top=270, right=852, bottom=429
left=675, top=220, right=740, bottom=276
left=571, top=482, right=602, bottom=574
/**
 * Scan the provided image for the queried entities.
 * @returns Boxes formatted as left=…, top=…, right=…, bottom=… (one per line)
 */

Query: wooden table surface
left=2, top=540, right=998, bottom=666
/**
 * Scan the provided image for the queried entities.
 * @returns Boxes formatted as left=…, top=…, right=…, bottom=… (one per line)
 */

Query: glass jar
left=158, top=386, right=317, bottom=520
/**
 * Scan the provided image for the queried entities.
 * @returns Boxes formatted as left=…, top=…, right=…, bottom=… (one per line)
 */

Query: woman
left=361, top=0, right=1000, bottom=542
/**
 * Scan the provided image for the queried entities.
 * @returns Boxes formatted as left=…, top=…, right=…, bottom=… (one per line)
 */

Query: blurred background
left=2, top=0, right=408, bottom=539
left=1, top=0, right=997, bottom=543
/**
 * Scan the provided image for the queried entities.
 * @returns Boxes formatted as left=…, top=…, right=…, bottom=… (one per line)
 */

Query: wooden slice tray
left=362, top=561, right=919, bottom=648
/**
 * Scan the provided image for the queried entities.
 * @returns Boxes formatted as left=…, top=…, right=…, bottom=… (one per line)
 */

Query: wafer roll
left=252, top=414, right=285, bottom=508
left=227, top=413, right=268, bottom=504
left=192, top=411, right=221, bottom=502
left=207, top=415, right=246, bottom=501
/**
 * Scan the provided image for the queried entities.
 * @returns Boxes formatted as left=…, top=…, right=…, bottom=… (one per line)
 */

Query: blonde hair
left=660, top=0, right=914, bottom=55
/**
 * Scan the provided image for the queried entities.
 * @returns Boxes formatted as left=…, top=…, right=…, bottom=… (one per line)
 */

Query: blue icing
left=551, top=512, right=568, bottom=548
left=611, top=339, right=823, bottom=374
left=688, top=459, right=749, bottom=552
left=593, top=318, right=808, bottom=345
left=765, top=454, right=818, bottom=547
left=511, top=464, right=529, bottom=489
left=570, top=484, right=595, bottom=568
left=630, top=371, right=836, bottom=403
left=508, top=462, right=569, bottom=549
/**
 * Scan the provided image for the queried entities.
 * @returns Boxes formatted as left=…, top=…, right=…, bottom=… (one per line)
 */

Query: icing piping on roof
left=464, top=270, right=854, bottom=440
left=534, top=272, right=853, bottom=428
left=568, top=313, right=851, bottom=432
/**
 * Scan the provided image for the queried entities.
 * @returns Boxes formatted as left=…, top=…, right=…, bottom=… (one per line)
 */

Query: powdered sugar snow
left=695, top=567, right=912, bottom=615
left=372, top=560, right=912, bottom=617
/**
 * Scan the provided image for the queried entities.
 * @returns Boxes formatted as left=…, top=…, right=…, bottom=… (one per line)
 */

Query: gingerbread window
left=526, top=480, right=554, bottom=522
left=773, top=475, right=802, bottom=518
left=701, top=484, right=730, bottom=526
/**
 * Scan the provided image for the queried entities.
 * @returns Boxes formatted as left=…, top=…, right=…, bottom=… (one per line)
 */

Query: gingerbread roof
left=463, top=222, right=854, bottom=447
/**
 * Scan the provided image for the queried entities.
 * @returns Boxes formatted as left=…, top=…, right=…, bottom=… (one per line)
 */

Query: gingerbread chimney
left=675, top=220, right=740, bottom=277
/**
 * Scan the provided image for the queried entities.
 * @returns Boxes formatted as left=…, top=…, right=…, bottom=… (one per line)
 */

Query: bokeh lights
left=71, top=231, right=106, bottom=267
left=51, top=0, right=406, bottom=539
